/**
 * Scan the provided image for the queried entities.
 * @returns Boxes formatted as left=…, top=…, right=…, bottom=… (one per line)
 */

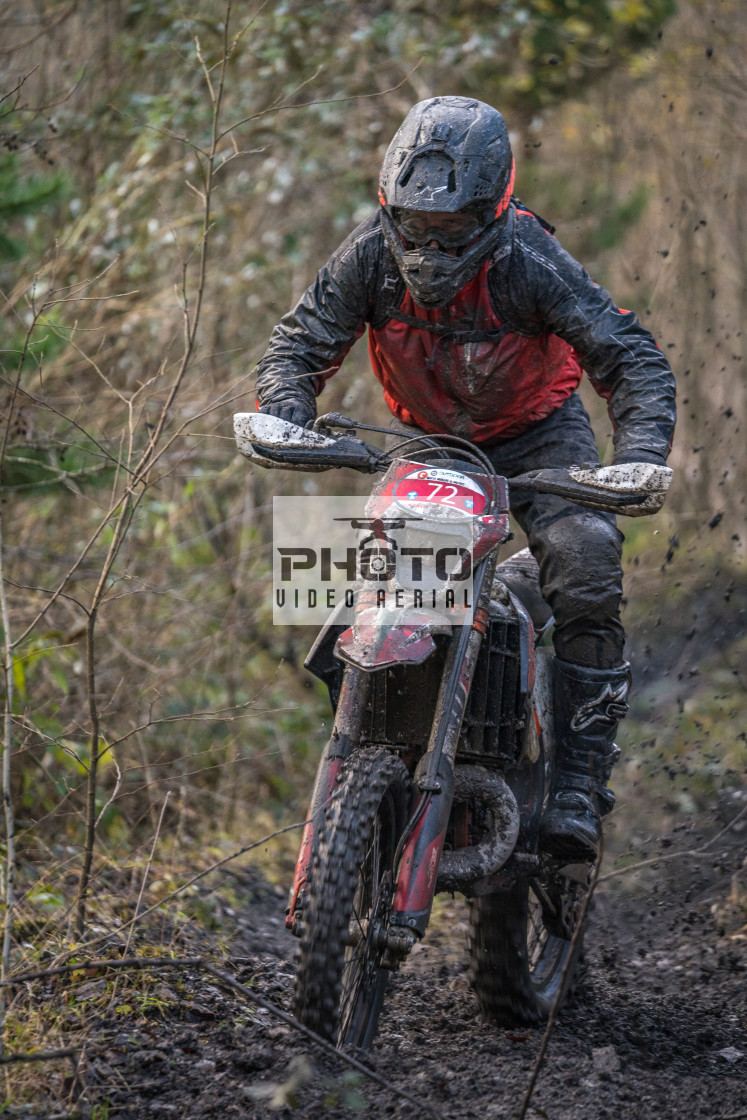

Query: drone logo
left=334, top=516, right=422, bottom=581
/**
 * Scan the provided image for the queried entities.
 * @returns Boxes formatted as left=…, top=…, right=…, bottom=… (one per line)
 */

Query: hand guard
left=568, top=462, right=673, bottom=515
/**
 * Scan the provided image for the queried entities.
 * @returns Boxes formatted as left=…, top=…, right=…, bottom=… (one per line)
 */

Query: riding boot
left=539, top=658, right=631, bottom=863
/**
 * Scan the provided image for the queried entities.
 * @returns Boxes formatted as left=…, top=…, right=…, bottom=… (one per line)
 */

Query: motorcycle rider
left=254, top=96, right=676, bottom=862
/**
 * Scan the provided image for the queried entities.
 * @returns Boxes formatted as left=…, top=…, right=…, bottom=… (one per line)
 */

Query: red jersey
left=368, top=257, right=582, bottom=444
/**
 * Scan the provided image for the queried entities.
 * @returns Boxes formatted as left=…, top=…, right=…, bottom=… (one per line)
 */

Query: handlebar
left=234, top=412, right=672, bottom=516
left=234, top=412, right=388, bottom=473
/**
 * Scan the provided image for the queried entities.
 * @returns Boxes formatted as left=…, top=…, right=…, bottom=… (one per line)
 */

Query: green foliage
left=499, top=0, right=676, bottom=108
left=5, top=306, right=69, bottom=367
left=10, top=633, right=73, bottom=706
left=324, top=1071, right=367, bottom=1112
left=0, top=441, right=116, bottom=492
left=0, top=152, right=66, bottom=263
left=24, top=883, right=65, bottom=914
left=585, top=182, right=650, bottom=252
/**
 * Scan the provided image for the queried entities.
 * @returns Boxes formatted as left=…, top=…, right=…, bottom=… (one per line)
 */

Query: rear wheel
left=294, top=747, right=411, bottom=1047
left=468, top=865, right=589, bottom=1024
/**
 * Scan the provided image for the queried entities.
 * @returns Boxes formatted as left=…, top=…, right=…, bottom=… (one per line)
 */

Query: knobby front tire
left=294, top=746, right=411, bottom=1048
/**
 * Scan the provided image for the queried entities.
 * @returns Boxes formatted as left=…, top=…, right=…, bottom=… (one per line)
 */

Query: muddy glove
left=259, top=396, right=316, bottom=429
left=613, top=448, right=668, bottom=467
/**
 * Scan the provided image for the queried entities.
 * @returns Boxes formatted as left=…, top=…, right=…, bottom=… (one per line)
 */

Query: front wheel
left=294, top=747, right=411, bottom=1047
left=467, top=865, right=589, bottom=1025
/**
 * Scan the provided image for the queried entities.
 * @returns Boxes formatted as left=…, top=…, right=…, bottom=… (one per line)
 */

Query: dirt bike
left=234, top=409, right=671, bottom=1049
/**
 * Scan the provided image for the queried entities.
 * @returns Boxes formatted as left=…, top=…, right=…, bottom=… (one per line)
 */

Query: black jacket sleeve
left=497, top=213, right=676, bottom=463
left=254, top=213, right=382, bottom=410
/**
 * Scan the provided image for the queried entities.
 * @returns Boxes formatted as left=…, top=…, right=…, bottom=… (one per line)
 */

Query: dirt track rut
left=68, top=842, right=747, bottom=1120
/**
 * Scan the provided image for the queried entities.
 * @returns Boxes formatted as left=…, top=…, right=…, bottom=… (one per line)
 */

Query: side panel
left=304, top=600, right=349, bottom=710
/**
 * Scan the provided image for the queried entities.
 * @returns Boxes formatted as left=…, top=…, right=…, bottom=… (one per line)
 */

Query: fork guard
left=436, top=765, right=520, bottom=894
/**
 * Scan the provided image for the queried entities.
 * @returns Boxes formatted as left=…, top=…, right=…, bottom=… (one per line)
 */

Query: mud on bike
left=235, top=409, right=671, bottom=1049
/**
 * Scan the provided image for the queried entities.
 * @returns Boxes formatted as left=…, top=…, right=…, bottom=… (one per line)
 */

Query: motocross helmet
left=378, top=96, right=515, bottom=309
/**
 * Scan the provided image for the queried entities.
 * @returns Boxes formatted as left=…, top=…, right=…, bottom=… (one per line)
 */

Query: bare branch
left=1, top=956, right=203, bottom=987
left=218, top=60, right=423, bottom=141
left=0, top=509, right=18, bottom=1054
left=0, top=70, right=38, bottom=109
left=0, top=377, right=134, bottom=476
left=66, top=817, right=311, bottom=961
left=94, top=755, right=121, bottom=827
left=0, top=4, right=76, bottom=58
left=0, top=1048, right=78, bottom=1066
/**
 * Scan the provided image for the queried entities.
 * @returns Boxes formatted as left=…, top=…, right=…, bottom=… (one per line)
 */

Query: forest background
left=0, top=0, right=744, bottom=1088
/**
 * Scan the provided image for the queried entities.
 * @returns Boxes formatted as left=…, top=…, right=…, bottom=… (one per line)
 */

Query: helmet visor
left=390, top=206, right=489, bottom=248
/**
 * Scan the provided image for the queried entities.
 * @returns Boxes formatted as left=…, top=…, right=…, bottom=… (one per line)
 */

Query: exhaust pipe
left=436, top=766, right=520, bottom=894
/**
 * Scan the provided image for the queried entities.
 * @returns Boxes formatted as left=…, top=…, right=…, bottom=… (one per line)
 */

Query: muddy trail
left=29, top=824, right=744, bottom=1120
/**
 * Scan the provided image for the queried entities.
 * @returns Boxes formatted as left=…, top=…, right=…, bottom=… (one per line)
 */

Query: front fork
left=286, top=665, right=371, bottom=933
left=288, top=555, right=496, bottom=946
left=390, top=555, right=497, bottom=939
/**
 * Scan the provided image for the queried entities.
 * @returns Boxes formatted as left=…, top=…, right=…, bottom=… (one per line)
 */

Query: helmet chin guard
left=380, top=207, right=505, bottom=309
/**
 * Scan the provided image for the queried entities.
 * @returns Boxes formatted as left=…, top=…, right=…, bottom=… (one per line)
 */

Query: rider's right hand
left=259, top=397, right=316, bottom=429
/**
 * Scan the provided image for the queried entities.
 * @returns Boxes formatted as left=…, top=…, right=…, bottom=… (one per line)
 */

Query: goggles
left=390, top=206, right=490, bottom=248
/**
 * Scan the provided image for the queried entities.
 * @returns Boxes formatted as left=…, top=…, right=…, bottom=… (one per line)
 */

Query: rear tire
left=468, top=866, right=589, bottom=1025
left=294, top=747, right=411, bottom=1048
